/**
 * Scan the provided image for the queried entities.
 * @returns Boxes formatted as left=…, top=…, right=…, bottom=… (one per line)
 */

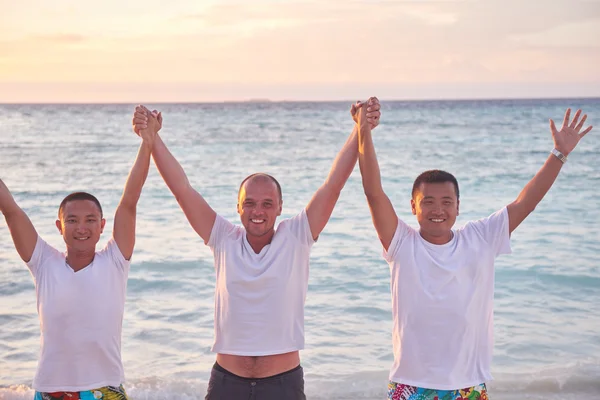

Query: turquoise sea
left=0, top=99, right=599, bottom=399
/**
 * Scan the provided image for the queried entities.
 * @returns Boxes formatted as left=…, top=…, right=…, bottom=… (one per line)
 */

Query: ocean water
left=0, top=99, right=599, bottom=400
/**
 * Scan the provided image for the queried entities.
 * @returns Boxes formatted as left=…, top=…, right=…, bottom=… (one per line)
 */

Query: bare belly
left=216, top=351, right=300, bottom=378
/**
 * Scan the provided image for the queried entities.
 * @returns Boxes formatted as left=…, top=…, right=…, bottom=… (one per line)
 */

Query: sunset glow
left=1, top=0, right=599, bottom=102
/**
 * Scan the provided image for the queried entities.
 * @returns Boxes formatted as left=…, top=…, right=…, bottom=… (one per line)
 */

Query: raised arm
left=132, top=106, right=216, bottom=244
left=113, top=111, right=159, bottom=260
left=305, top=98, right=381, bottom=240
left=507, top=108, right=593, bottom=234
left=0, top=179, right=38, bottom=262
left=357, top=101, right=398, bottom=251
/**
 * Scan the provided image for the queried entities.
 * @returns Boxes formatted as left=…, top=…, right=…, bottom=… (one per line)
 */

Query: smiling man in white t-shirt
left=0, top=113, right=160, bottom=400
left=131, top=100, right=381, bottom=399
left=357, top=108, right=593, bottom=399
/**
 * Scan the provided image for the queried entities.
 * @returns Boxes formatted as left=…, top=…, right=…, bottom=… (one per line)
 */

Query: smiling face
left=411, top=181, right=460, bottom=244
left=55, top=199, right=105, bottom=251
left=237, top=176, right=282, bottom=242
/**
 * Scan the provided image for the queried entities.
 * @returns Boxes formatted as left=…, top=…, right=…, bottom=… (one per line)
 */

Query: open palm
left=550, top=108, right=593, bottom=156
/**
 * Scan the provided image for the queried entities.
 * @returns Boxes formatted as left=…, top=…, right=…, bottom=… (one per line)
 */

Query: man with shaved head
left=132, top=99, right=380, bottom=399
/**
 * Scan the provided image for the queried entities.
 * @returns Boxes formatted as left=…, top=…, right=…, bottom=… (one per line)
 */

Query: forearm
left=357, top=121, right=385, bottom=199
left=119, top=140, right=152, bottom=210
left=323, top=125, right=359, bottom=193
left=513, top=154, right=563, bottom=212
left=152, top=135, right=194, bottom=199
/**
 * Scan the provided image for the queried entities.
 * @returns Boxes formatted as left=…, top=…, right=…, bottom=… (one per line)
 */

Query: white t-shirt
left=208, top=209, right=315, bottom=356
left=384, top=207, right=511, bottom=390
left=26, top=236, right=130, bottom=392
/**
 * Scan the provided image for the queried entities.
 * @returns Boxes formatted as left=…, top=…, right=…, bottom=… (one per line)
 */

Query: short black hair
left=238, top=173, right=282, bottom=202
left=58, top=192, right=103, bottom=219
left=412, top=170, right=460, bottom=200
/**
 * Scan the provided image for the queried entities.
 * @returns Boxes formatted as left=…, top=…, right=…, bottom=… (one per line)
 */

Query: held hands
left=132, top=105, right=162, bottom=145
left=550, top=108, right=593, bottom=157
left=351, top=97, right=381, bottom=130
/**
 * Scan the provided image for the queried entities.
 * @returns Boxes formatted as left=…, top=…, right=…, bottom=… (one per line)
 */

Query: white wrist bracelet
left=551, top=148, right=567, bottom=164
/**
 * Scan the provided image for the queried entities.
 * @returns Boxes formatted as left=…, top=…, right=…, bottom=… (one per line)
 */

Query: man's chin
left=247, top=226, right=272, bottom=237
left=420, top=226, right=453, bottom=236
left=67, top=239, right=98, bottom=249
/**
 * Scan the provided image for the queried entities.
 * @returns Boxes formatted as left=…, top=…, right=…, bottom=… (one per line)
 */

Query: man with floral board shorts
left=356, top=107, right=592, bottom=399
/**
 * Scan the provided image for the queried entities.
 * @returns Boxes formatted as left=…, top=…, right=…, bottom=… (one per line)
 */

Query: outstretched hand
left=132, top=105, right=162, bottom=137
left=550, top=108, right=593, bottom=156
left=351, top=97, right=380, bottom=129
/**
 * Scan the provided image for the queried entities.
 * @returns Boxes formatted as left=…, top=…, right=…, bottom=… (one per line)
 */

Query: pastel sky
left=1, top=0, right=599, bottom=102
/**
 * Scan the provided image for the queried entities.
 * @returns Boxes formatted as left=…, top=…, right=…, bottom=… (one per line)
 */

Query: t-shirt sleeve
left=284, top=209, right=315, bottom=247
left=383, top=218, right=412, bottom=262
left=467, top=207, right=512, bottom=257
left=105, top=238, right=131, bottom=273
left=208, top=214, right=239, bottom=250
left=26, top=235, right=56, bottom=279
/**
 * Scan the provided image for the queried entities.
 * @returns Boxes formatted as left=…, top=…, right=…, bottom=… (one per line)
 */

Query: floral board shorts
left=388, top=382, right=488, bottom=400
left=34, top=385, right=128, bottom=400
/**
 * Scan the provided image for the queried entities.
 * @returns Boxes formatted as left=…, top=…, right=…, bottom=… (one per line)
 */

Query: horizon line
left=1, top=95, right=600, bottom=106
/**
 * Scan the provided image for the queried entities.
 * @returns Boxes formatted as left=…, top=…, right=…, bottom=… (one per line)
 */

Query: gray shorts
left=205, top=362, right=306, bottom=400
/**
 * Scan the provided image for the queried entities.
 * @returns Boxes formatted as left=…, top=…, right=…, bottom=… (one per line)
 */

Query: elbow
left=118, top=199, right=138, bottom=213
left=519, top=197, right=538, bottom=214
left=323, top=178, right=344, bottom=197
left=173, top=183, right=194, bottom=204
left=510, top=199, right=536, bottom=217
left=364, top=188, right=385, bottom=202
left=0, top=200, right=20, bottom=217
left=362, top=180, right=385, bottom=199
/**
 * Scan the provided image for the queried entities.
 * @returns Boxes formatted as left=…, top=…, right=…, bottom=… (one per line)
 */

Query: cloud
left=170, top=0, right=600, bottom=52
left=509, top=19, right=600, bottom=49
left=32, top=34, right=88, bottom=43
left=0, top=0, right=599, bottom=98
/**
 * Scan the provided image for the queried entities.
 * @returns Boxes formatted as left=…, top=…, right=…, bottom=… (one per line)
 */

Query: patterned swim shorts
left=34, top=385, right=128, bottom=400
left=388, top=382, right=488, bottom=400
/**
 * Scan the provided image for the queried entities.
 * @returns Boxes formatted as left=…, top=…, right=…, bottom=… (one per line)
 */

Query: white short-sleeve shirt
left=26, top=236, right=130, bottom=392
left=384, top=208, right=511, bottom=390
left=208, top=210, right=315, bottom=356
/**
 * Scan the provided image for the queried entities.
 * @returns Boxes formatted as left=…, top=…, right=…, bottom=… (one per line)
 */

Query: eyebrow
left=65, top=214, right=99, bottom=218
left=421, top=196, right=455, bottom=200
left=244, top=198, right=274, bottom=202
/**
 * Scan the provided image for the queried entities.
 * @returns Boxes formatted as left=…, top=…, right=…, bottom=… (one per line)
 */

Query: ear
left=55, top=219, right=63, bottom=234
left=278, top=200, right=283, bottom=216
left=456, top=199, right=460, bottom=216
left=410, top=199, right=416, bottom=215
left=100, top=218, right=106, bottom=233
left=237, top=203, right=241, bottom=215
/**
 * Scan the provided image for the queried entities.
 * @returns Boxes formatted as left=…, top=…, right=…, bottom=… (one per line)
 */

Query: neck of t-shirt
left=245, top=232, right=275, bottom=254
left=65, top=249, right=96, bottom=272
left=418, top=229, right=454, bottom=246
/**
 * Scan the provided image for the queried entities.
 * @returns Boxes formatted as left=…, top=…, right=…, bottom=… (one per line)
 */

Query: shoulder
left=27, top=236, right=64, bottom=266
left=96, top=238, right=131, bottom=272
left=460, top=208, right=508, bottom=232
left=457, top=208, right=509, bottom=247
left=216, top=215, right=244, bottom=238
left=208, top=214, right=244, bottom=249
left=384, top=218, right=418, bottom=262
left=276, top=214, right=299, bottom=229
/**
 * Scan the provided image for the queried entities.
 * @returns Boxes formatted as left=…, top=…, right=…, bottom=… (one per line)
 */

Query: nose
left=75, top=222, right=88, bottom=233
left=432, top=204, right=443, bottom=215
left=253, top=205, right=268, bottom=214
